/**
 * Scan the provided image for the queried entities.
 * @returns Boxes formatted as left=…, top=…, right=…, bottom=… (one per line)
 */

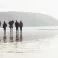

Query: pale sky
left=0, top=0, right=58, bottom=19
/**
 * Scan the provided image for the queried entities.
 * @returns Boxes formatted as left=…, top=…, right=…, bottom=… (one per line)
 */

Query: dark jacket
left=19, top=21, right=23, bottom=27
left=8, top=21, right=14, bottom=28
left=3, top=22, right=7, bottom=30
left=15, top=21, right=19, bottom=28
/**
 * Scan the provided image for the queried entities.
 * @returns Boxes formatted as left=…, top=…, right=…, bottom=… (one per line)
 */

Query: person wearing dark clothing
left=8, top=20, right=14, bottom=29
left=15, top=20, right=19, bottom=31
left=0, top=21, right=1, bottom=26
left=19, top=21, right=23, bottom=32
left=3, top=21, right=7, bottom=37
left=8, top=20, right=14, bottom=39
left=15, top=20, right=19, bottom=41
left=3, top=21, right=7, bottom=31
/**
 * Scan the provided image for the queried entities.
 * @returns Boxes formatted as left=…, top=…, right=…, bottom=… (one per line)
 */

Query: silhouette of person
left=3, top=21, right=7, bottom=36
left=8, top=20, right=14, bottom=40
left=0, top=21, right=1, bottom=27
left=8, top=20, right=14, bottom=29
left=15, top=20, right=19, bottom=34
left=3, top=21, right=7, bottom=43
left=19, top=20, right=23, bottom=33
left=15, top=20, right=19, bottom=42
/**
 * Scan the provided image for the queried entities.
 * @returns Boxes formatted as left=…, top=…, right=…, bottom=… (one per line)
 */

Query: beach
left=0, top=27, right=58, bottom=58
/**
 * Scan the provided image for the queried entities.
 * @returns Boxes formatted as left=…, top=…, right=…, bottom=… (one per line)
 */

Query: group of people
left=3, top=20, right=23, bottom=34
left=1, top=20, right=23, bottom=42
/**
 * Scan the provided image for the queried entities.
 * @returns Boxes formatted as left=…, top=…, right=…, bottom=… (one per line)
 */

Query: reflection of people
left=16, top=34, right=19, bottom=42
left=20, top=33, right=22, bottom=42
left=3, top=21, right=7, bottom=36
left=10, top=36, right=13, bottom=42
left=3, top=36, right=7, bottom=43
left=19, top=20, right=23, bottom=32
left=16, top=32, right=23, bottom=42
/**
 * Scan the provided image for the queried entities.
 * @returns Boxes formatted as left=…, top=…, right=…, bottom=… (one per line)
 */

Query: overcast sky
left=0, top=0, right=58, bottom=19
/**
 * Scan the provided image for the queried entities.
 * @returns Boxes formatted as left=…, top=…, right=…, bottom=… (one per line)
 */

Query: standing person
left=3, top=21, right=7, bottom=36
left=15, top=20, right=19, bottom=42
left=15, top=20, right=19, bottom=34
left=8, top=20, right=14, bottom=40
left=8, top=20, right=14, bottom=29
left=19, top=20, right=23, bottom=33
left=0, top=21, right=1, bottom=27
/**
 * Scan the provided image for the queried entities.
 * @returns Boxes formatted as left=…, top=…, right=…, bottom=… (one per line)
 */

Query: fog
left=0, top=12, right=58, bottom=27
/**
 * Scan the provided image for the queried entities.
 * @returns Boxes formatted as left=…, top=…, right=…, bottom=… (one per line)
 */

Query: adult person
left=15, top=20, right=19, bottom=42
left=8, top=20, right=14, bottom=38
left=19, top=20, right=23, bottom=33
left=0, top=21, right=1, bottom=27
left=3, top=21, right=7, bottom=36
left=15, top=20, right=19, bottom=33
left=8, top=20, right=14, bottom=29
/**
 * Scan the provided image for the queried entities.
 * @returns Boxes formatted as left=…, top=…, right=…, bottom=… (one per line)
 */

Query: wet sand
left=0, top=27, right=58, bottom=58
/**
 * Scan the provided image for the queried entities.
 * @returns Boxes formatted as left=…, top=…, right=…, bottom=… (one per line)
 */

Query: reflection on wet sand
left=10, top=37, right=13, bottom=42
left=1, top=30, right=58, bottom=53
left=16, top=30, right=19, bottom=42
left=3, top=36, right=7, bottom=43
left=16, top=31, right=23, bottom=42
left=2, top=30, right=58, bottom=43
left=10, top=28, right=13, bottom=42
left=19, top=32, right=22, bottom=42
left=3, top=30, right=23, bottom=43
left=3, top=30, right=7, bottom=43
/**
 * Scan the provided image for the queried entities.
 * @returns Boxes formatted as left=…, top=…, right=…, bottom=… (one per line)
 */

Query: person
left=8, top=20, right=14, bottom=38
left=15, top=20, right=19, bottom=32
left=8, top=20, right=14, bottom=29
left=3, top=21, right=7, bottom=31
left=19, top=20, right=23, bottom=32
left=15, top=20, right=19, bottom=41
left=3, top=21, right=7, bottom=36
left=0, top=21, right=1, bottom=26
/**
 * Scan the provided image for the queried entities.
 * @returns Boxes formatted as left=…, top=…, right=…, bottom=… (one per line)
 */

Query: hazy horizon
left=0, top=12, right=58, bottom=27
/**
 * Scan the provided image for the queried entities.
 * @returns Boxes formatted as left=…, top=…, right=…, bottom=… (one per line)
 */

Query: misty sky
left=0, top=0, right=57, bottom=19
